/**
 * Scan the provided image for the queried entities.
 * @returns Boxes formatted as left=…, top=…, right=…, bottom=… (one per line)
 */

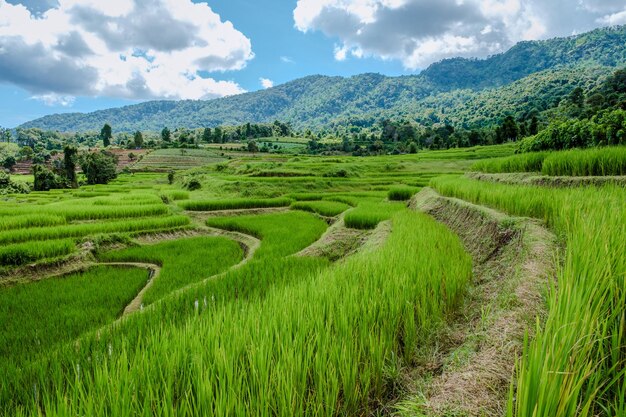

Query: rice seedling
left=387, top=186, right=419, bottom=201
left=430, top=176, right=626, bottom=416
left=290, top=200, right=351, bottom=217
left=98, top=236, right=243, bottom=305
left=0, top=214, right=66, bottom=231
left=471, top=152, right=549, bottom=173
left=344, top=201, right=406, bottom=229
left=0, top=266, right=147, bottom=375
left=180, top=197, right=292, bottom=211
left=207, top=211, right=327, bottom=259
left=0, top=204, right=169, bottom=221
left=0, top=216, right=190, bottom=244
left=3, top=209, right=471, bottom=416
left=0, top=239, right=76, bottom=266
left=541, top=146, right=626, bottom=176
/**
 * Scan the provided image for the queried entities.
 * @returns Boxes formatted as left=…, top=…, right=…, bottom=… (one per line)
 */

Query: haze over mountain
left=19, top=25, right=626, bottom=133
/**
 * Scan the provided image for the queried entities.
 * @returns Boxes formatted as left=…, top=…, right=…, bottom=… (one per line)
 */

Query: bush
left=186, top=178, right=201, bottom=191
left=79, top=151, right=118, bottom=185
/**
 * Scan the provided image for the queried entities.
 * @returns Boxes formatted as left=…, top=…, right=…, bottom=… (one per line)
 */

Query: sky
left=1, top=0, right=625, bottom=127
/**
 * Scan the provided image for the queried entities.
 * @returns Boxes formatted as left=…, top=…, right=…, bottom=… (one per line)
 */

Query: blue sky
left=1, top=0, right=624, bottom=127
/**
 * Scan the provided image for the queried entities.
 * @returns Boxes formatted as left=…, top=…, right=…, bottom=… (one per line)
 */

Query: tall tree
left=529, top=115, right=539, bottom=136
left=0, top=127, right=11, bottom=143
left=63, top=146, right=78, bottom=188
left=80, top=151, right=118, bottom=185
left=100, top=123, right=113, bottom=147
left=161, top=127, right=171, bottom=142
left=501, top=116, right=519, bottom=142
left=133, top=131, right=144, bottom=148
left=202, top=127, right=212, bottom=143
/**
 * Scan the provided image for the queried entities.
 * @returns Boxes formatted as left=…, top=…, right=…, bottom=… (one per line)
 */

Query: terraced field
left=1, top=144, right=624, bottom=417
left=132, top=148, right=227, bottom=171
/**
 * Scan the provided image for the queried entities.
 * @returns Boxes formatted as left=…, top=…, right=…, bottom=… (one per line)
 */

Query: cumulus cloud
left=293, top=0, right=626, bottom=69
left=0, top=0, right=254, bottom=103
left=260, top=78, right=274, bottom=89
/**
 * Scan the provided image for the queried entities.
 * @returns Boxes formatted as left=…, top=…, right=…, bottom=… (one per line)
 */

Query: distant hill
left=19, top=25, right=626, bottom=133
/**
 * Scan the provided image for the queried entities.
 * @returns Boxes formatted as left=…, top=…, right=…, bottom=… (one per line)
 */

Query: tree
left=19, top=146, right=34, bottom=160
left=100, top=123, right=112, bottom=147
left=529, top=115, right=539, bottom=135
left=0, top=127, right=11, bottom=143
left=501, top=116, right=519, bottom=142
left=161, top=127, right=171, bottom=143
left=212, top=127, right=223, bottom=143
left=63, top=146, right=78, bottom=188
left=202, top=127, right=212, bottom=143
left=247, top=140, right=259, bottom=153
left=133, top=131, right=144, bottom=148
left=33, top=164, right=63, bottom=191
left=3, top=156, right=16, bottom=171
left=80, top=151, right=118, bottom=185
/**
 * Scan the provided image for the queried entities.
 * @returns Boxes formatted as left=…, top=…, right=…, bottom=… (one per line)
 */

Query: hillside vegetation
left=18, top=26, right=626, bottom=133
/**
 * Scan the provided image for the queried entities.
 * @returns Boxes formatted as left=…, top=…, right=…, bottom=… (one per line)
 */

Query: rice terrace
left=0, top=2, right=625, bottom=417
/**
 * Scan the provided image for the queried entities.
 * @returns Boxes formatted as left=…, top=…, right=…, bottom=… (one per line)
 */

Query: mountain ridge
left=19, top=25, right=626, bottom=133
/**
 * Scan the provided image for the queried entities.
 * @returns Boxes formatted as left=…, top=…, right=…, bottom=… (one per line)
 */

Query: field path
left=96, top=262, right=162, bottom=316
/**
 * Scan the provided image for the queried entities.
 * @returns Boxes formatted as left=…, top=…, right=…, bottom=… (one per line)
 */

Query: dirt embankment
left=388, top=188, right=558, bottom=417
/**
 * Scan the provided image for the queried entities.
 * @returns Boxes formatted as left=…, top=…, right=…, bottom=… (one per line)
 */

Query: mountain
left=19, top=25, right=626, bottom=133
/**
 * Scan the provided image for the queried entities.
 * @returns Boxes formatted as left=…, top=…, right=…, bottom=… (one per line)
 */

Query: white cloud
left=598, top=8, right=626, bottom=25
left=280, top=56, right=295, bottom=63
left=0, top=0, right=254, bottom=103
left=31, top=93, right=75, bottom=107
left=293, top=0, right=626, bottom=69
left=260, top=78, right=274, bottom=89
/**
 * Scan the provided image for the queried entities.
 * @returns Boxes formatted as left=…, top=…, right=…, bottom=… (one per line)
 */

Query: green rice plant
left=541, top=146, right=626, bottom=176
left=430, top=176, right=626, bottom=417
left=286, top=192, right=325, bottom=201
left=98, top=237, right=243, bottom=305
left=0, top=214, right=66, bottom=231
left=323, top=195, right=359, bottom=206
left=344, top=201, right=406, bottom=229
left=471, top=152, right=549, bottom=173
left=0, top=216, right=190, bottom=244
left=387, top=186, right=419, bottom=201
left=0, top=266, right=147, bottom=375
left=0, top=239, right=76, bottom=266
left=158, top=190, right=190, bottom=202
left=207, top=211, right=327, bottom=259
left=5, top=210, right=471, bottom=416
left=290, top=200, right=351, bottom=217
left=180, top=197, right=292, bottom=211
left=0, top=204, right=169, bottom=221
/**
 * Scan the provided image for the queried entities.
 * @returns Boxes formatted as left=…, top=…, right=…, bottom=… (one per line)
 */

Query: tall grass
left=431, top=176, right=626, bottom=417
left=179, top=197, right=292, bottom=211
left=98, top=237, right=243, bottom=305
left=0, top=239, right=75, bottom=266
left=471, top=152, right=549, bottom=173
left=0, top=214, right=66, bottom=231
left=0, top=204, right=169, bottom=221
left=207, top=211, right=328, bottom=259
left=541, top=146, right=626, bottom=176
left=344, top=201, right=406, bottom=229
left=387, top=186, right=419, bottom=201
left=0, top=216, right=190, bottom=244
left=0, top=266, right=147, bottom=375
left=290, top=200, right=351, bottom=216
left=6, top=210, right=471, bottom=416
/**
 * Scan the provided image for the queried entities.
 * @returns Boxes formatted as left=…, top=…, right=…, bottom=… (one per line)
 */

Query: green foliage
left=387, top=186, right=418, bottom=201
left=471, top=152, right=549, bottom=173
left=290, top=200, right=351, bottom=216
left=431, top=176, right=625, bottom=417
left=99, top=237, right=243, bottom=305
left=180, top=197, right=292, bottom=211
left=541, top=146, right=626, bottom=176
left=100, top=123, right=112, bottom=147
left=32, top=164, right=63, bottom=191
left=0, top=172, right=30, bottom=195
left=18, top=27, right=626, bottom=133
left=80, top=150, right=118, bottom=185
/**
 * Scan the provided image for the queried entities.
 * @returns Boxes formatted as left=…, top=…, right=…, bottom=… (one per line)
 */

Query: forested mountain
left=19, top=25, right=626, bottom=133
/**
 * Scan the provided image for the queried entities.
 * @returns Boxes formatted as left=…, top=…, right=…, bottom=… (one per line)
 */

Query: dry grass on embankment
left=385, top=188, right=557, bottom=417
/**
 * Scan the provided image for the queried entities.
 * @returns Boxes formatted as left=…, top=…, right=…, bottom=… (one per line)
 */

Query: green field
left=0, top=143, right=624, bottom=417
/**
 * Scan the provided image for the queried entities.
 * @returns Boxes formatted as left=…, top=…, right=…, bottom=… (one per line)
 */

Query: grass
left=0, top=266, right=148, bottom=375
left=180, top=197, right=292, bottom=211
left=387, top=186, right=419, bottom=201
left=4, top=210, right=471, bottom=416
left=471, top=146, right=626, bottom=176
left=344, top=201, right=406, bottom=229
left=0, top=239, right=76, bottom=266
left=207, top=211, right=328, bottom=259
left=290, top=200, right=351, bottom=216
left=0, top=204, right=169, bottom=221
left=431, top=176, right=626, bottom=417
left=0, top=216, right=190, bottom=244
left=98, top=236, right=243, bottom=305
left=541, top=146, right=626, bottom=176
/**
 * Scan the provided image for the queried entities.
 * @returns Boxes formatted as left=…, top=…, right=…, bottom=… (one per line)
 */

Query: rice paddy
left=0, top=142, right=623, bottom=416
